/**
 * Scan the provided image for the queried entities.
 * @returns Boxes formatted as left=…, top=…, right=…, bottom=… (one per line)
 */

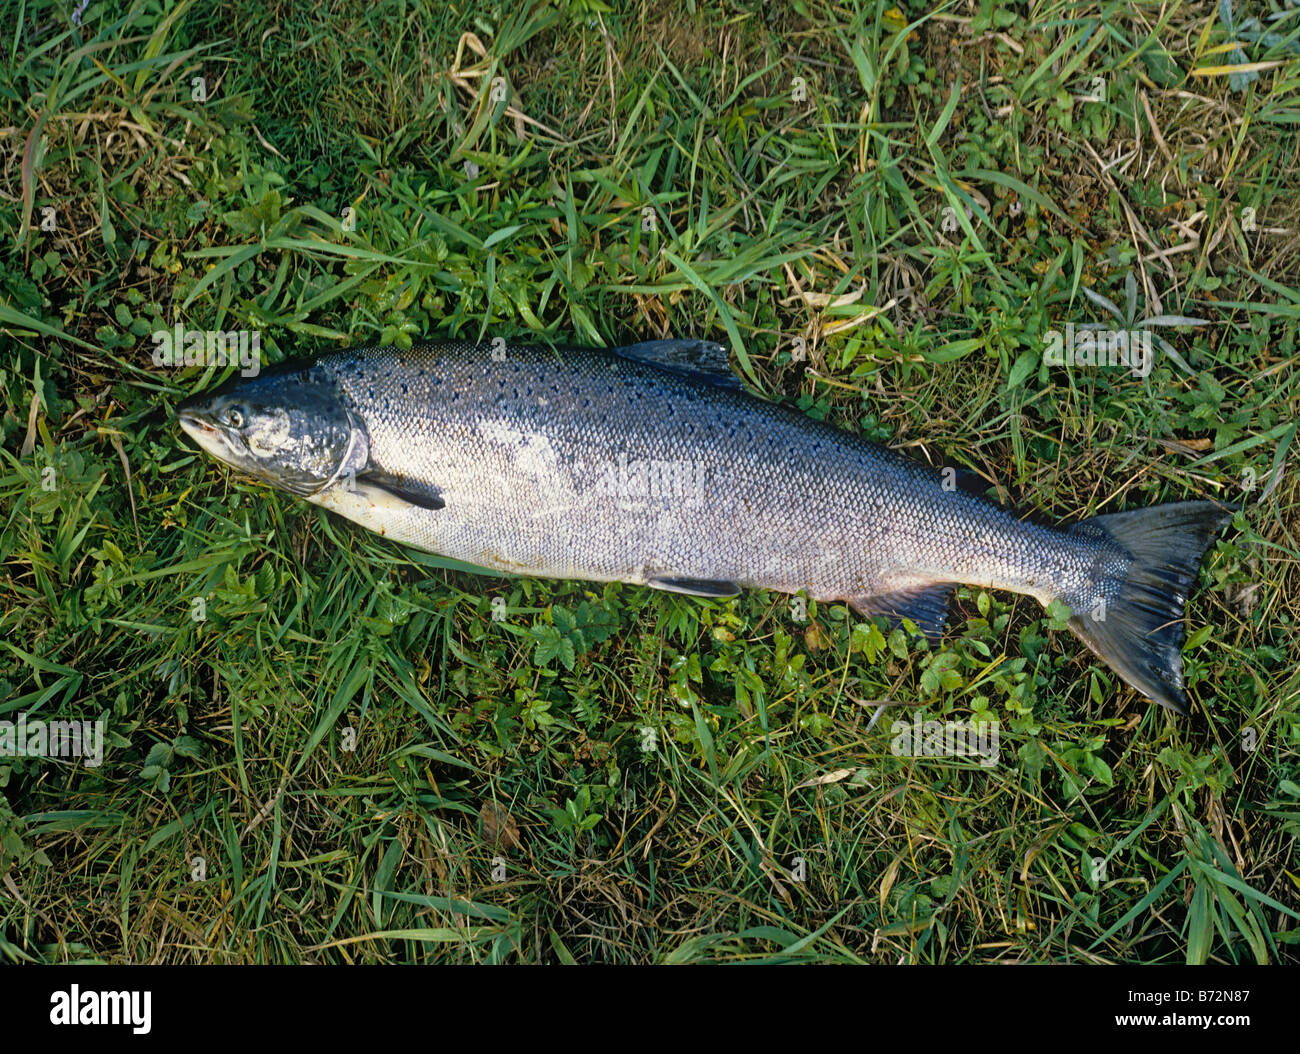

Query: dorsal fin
left=613, top=340, right=745, bottom=391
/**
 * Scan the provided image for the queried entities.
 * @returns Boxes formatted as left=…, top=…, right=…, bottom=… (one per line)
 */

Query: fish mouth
left=177, top=409, right=207, bottom=435
left=177, top=408, right=238, bottom=466
left=177, top=410, right=220, bottom=446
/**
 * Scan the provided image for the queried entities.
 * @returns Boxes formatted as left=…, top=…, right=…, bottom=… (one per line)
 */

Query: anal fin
left=848, top=584, right=956, bottom=643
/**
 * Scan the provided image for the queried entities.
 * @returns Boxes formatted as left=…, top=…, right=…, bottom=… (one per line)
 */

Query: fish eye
left=221, top=406, right=246, bottom=429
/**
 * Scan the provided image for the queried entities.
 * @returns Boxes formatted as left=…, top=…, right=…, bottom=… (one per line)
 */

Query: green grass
left=1, top=0, right=1298, bottom=963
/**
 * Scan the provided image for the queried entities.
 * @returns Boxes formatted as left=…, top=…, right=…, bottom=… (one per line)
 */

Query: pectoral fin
left=354, top=470, right=445, bottom=511
left=848, top=585, right=956, bottom=643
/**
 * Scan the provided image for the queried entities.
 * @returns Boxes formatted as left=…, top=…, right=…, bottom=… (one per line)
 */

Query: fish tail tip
left=1064, top=500, right=1235, bottom=714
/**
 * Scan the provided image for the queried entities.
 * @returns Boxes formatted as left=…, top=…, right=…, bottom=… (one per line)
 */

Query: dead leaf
left=480, top=800, right=520, bottom=849
left=20, top=391, right=38, bottom=458
left=795, top=768, right=854, bottom=789
left=804, top=622, right=826, bottom=651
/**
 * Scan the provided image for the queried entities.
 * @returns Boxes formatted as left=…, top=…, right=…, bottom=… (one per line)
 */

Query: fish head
left=177, top=364, right=369, bottom=495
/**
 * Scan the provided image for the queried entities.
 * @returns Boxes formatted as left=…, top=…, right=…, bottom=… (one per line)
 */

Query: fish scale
left=318, top=342, right=1068, bottom=602
left=178, top=338, right=1234, bottom=712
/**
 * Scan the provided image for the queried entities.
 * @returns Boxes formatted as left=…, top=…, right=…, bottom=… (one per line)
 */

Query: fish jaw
left=177, top=409, right=244, bottom=470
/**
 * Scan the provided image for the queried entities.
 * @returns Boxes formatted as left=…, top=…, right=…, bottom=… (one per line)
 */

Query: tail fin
left=1064, top=501, right=1235, bottom=713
